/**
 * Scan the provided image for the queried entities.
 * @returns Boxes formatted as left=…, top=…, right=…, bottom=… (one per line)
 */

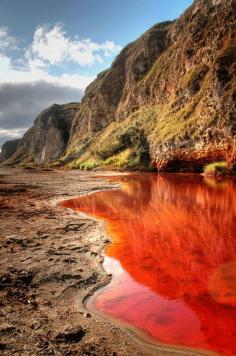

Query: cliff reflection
left=60, top=174, right=236, bottom=355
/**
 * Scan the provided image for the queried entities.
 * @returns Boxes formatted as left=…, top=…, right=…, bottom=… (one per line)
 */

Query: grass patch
left=105, top=148, right=129, bottom=164
left=67, top=146, right=151, bottom=171
left=104, top=148, right=132, bottom=167
left=70, top=109, right=157, bottom=170
left=203, top=161, right=229, bottom=176
left=68, top=158, right=102, bottom=170
left=66, top=102, right=208, bottom=171
left=179, top=65, right=208, bottom=91
left=141, top=45, right=176, bottom=84
left=80, top=159, right=102, bottom=170
left=104, top=147, right=150, bottom=170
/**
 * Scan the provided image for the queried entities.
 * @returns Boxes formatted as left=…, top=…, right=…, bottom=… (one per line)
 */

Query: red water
left=60, top=174, right=236, bottom=355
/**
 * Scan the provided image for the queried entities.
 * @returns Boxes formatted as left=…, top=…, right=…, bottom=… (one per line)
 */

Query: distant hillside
left=2, top=0, right=236, bottom=172
left=2, top=103, right=80, bottom=166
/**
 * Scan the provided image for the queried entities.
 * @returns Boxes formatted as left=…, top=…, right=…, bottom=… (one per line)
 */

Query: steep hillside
left=1, top=0, right=235, bottom=171
left=3, top=103, right=80, bottom=165
left=66, top=0, right=236, bottom=171
left=0, top=139, right=20, bottom=163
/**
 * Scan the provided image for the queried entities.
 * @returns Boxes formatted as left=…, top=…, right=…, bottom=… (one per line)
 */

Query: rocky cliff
left=66, top=0, right=236, bottom=171
left=0, top=139, right=20, bottom=162
left=1, top=0, right=236, bottom=171
left=3, top=103, right=80, bottom=165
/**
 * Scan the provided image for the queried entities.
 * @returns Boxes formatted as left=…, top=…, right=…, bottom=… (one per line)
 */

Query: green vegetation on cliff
left=204, top=161, right=229, bottom=176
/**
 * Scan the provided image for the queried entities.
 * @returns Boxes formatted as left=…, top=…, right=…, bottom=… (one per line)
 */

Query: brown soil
left=0, top=168, right=201, bottom=355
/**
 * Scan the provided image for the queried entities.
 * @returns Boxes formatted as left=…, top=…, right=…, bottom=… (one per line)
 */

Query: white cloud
left=0, top=128, right=26, bottom=138
left=0, top=27, right=18, bottom=53
left=28, top=25, right=121, bottom=67
left=0, top=127, right=27, bottom=148
left=0, top=25, right=122, bottom=146
left=0, top=54, right=94, bottom=89
left=0, top=25, right=121, bottom=90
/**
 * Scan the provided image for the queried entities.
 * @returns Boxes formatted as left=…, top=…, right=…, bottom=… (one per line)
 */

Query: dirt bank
left=0, top=168, right=201, bottom=356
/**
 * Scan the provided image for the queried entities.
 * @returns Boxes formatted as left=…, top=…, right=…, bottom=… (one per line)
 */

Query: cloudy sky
left=0, top=0, right=192, bottom=147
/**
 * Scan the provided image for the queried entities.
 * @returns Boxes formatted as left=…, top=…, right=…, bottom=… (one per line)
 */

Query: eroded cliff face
left=33, top=103, right=79, bottom=163
left=0, top=139, right=20, bottom=162
left=66, top=0, right=236, bottom=171
left=3, top=103, right=80, bottom=165
left=69, top=21, right=173, bottom=143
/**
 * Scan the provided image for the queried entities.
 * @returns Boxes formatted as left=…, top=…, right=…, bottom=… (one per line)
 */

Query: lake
left=60, top=174, right=236, bottom=355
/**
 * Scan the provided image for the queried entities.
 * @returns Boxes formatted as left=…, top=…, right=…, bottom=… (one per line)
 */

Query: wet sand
left=0, top=168, right=205, bottom=355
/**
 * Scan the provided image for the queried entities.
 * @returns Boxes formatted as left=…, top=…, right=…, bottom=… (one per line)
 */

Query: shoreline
left=0, top=168, right=211, bottom=355
left=62, top=175, right=216, bottom=356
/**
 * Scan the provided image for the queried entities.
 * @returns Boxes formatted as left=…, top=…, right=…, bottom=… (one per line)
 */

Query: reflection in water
left=60, top=174, right=236, bottom=355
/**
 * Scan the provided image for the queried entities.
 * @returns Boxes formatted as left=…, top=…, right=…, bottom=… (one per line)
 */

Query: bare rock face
left=33, top=103, right=79, bottom=163
left=0, top=139, right=20, bottom=162
left=3, top=103, right=80, bottom=165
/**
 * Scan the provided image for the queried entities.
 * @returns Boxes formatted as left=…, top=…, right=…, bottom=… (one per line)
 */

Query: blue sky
left=0, top=0, right=193, bottom=146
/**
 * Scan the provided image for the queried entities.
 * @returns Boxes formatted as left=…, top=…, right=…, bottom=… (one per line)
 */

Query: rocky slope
left=1, top=0, right=236, bottom=171
left=0, top=139, right=20, bottom=162
left=3, top=103, right=80, bottom=165
left=66, top=0, right=236, bottom=172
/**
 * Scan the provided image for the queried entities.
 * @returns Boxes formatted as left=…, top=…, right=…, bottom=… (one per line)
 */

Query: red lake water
left=60, top=174, right=236, bottom=355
